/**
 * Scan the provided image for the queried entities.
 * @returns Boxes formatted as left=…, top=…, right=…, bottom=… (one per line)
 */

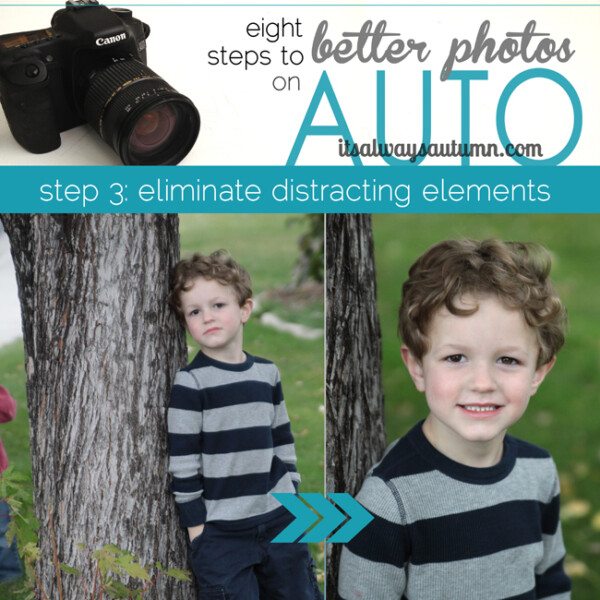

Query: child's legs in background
left=0, top=499, right=22, bottom=583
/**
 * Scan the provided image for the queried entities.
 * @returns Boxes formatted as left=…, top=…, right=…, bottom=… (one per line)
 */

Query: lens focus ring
left=84, top=60, right=200, bottom=165
left=85, top=60, right=163, bottom=139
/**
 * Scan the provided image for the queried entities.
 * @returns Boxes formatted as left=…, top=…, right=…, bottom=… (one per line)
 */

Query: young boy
left=337, top=239, right=571, bottom=600
left=167, top=250, right=322, bottom=600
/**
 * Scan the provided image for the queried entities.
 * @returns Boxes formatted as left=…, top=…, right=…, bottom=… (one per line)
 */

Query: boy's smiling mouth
left=459, top=404, right=502, bottom=413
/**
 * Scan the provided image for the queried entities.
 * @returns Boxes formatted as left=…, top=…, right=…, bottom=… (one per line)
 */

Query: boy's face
left=179, top=277, right=252, bottom=363
left=402, top=294, right=554, bottom=465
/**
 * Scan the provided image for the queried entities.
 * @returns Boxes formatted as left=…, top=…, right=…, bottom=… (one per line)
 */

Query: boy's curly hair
left=168, top=250, right=252, bottom=325
left=398, top=239, right=567, bottom=367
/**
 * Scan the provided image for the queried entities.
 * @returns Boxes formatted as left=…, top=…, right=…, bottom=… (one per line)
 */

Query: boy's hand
left=188, top=523, right=205, bottom=543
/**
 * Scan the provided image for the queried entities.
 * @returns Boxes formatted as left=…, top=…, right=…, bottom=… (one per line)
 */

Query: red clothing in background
left=0, top=385, right=17, bottom=473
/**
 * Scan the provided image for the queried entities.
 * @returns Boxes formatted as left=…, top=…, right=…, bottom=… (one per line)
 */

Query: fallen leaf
left=533, top=411, right=553, bottom=427
left=558, top=473, right=573, bottom=497
left=573, top=462, right=589, bottom=478
left=564, top=559, right=588, bottom=578
left=562, top=500, right=591, bottom=520
left=588, top=542, right=600, bottom=555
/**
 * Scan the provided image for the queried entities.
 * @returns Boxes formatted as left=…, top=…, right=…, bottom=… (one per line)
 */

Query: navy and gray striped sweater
left=338, top=421, right=571, bottom=600
left=167, top=351, right=300, bottom=529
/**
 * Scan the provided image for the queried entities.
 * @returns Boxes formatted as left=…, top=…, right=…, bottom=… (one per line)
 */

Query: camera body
left=0, top=1, right=199, bottom=164
left=0, top=1, right=151, bottom=154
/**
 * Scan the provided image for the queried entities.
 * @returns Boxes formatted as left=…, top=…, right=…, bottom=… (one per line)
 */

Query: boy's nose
left=470, top=362, right=496, bottom=392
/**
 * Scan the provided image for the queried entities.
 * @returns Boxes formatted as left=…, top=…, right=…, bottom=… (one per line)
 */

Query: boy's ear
left=401, top=344, right=426, bottom=392
left=530, top=356, right=556, bottom=396
left=240, top=298, right=254, bottom=324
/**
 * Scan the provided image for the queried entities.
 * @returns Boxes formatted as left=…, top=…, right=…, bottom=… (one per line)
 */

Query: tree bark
left=1, top=214, right=193, bottom=599
left=325, top=214, right=386, bottom=599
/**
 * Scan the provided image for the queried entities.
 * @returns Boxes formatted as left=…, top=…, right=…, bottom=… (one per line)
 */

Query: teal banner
left=0, top=166, right=598, bottom=213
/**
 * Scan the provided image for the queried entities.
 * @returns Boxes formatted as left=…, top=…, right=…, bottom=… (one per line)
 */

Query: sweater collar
left=190, top=349, right=255, bottom=372
left=408, top=420, right=518, bottom=484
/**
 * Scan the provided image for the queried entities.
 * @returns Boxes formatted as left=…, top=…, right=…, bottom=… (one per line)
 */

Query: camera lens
left=131, top=106, right=175, bottom=151
left=84, top=60, right=200, bottom=165
left=127, top=103, right=179, bottom=158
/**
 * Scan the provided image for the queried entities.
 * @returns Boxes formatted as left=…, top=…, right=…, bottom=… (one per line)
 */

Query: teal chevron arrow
left=299, top=493, right=346, bottom=543
left=327, top=493, right=374, bottom=543
left=271, top=493, right=374, bottom=543
left=271, top=493, right=320, bottom=542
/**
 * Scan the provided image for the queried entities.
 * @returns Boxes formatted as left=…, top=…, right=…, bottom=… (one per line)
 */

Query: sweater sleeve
left=535, top=463, right=571, bottom=599
left=271, top=367, right=300, bottom=487
left=167, top=370, right=207, bottom=527
left=0, top=386, right=17, bottom=424
left=337, top=475, right=409, bottom=600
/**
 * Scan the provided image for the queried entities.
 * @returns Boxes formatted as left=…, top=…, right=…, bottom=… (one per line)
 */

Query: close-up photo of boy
left=327, top=214, right=600, bottom=600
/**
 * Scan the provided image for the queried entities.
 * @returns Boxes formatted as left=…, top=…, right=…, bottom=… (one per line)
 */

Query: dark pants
left=0, top=499, right=22, bottom=583
left=189, top=512, right=323, bottom=600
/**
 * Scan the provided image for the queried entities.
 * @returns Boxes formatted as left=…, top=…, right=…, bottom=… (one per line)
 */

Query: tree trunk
left=1, top=214, right=193, bottom=599
left=325, top=214, right=386, bottom=599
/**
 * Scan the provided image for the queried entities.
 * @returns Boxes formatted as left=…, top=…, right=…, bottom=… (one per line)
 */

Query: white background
left=0, top=2, right=598, bottom=165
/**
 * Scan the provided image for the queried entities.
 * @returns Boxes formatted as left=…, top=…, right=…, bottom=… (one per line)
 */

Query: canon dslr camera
left=0, top=1, right=200, bottom=165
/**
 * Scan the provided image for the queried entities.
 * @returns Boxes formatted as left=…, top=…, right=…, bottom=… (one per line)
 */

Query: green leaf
left=117, top=552, right=136, bottom=566
left=100, top=543, right=124, bottom=554
left=94, top=549, right=119, bottom=564
left=8, top=498, right=23, bottom=514
left=9, top=469, right=30, bottom=483
left=0, top=465, right=15, bottom=482
left=6, top=517, right=18, bottom=547
left=59, top=563, right=82, bottom=576
left=19, top=523, right=39, bottom=547
left=164, top=568, right=192, bottom=582
left=102, top=578, right=132, bottom=598
left=96, top=555, right=118, bottom=576
left=23, top=542, right=40, bottom=562
left=121, top=561, right=151, bottom=582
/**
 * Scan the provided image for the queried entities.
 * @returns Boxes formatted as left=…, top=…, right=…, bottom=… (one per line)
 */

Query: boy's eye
left=445, top=354, right=465, bottom=363
left=213, top=302, right=226, bottom=309
left=499, top=356, right=520, bottom=366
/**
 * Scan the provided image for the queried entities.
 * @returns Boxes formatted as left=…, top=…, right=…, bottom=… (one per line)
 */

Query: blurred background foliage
left=372, top=213, right=600, bottom=598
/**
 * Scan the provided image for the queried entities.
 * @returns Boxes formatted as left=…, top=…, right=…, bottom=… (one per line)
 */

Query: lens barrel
left=84, top=60, right=200, bottom=165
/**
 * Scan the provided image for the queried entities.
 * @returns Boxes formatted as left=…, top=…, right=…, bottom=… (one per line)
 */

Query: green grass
left=0, top=577, right=27, bottom=600
left=373, top=214, right=600, bottom=598
left=0, top=214, right=325, bottom=596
